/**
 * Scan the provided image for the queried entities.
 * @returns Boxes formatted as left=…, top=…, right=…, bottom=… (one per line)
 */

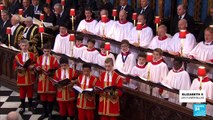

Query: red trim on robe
left=158, top=36, right=168, bottom=41
left=60, top=33, right=69, bottom=37
left=151, top=58, right=164, bottom=65
left=119, top=20, right=128, bottom=24
left=198, top=76, right=210, bottom=82
left=85, top=19, right=94, bottom=23
left=87, top=48, right=96, bottom=52
left=75, top=44, right=84, bottom=48
left=136, top=63, right=147, bottom=69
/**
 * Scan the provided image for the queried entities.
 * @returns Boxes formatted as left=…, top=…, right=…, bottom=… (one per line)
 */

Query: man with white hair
left=168, top=19, right=196, bottom=57
left=149, top=25, right=171, bottom=51
left=23, top=17, right=38, bottom=41
left=54, top=3, right=70, bottom=28
left=7, top=111, right=23, bottom=120
left=10, top=15, right=24, bottom=48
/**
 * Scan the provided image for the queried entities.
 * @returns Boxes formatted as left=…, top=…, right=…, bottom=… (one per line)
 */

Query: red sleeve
left=117, top=77, right=123, bottom=97
left=13, top=56, right=18, bottom=71
left=53, top=70, right=59, bottom=81
left=53, top=57, right=59, bottom=69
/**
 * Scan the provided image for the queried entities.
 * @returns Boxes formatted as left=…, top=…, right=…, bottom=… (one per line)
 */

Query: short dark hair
left=43, top=44, right=51, bottom=50
left=154, top=48, right=163, bottom=56
left=105, top=57, right=114, bottom=65
left=75, top=35, right=83, bottom=41
left=137, top=52, right=146, bottom=58
left=121, top=39, right=130, bottom=46
left=82, top=63, right=91, bottom=69
left=87, top=39, right=95, bottom=44
left=60, top=57, right=68, bottom=64
left=43, top=3, right=51, bottom=9
left=100, top=42, right=105, bottom=48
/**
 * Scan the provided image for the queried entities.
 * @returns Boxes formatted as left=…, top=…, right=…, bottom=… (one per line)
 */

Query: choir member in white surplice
left=149, top=25, right=171, bottom=51
left=161, top=59, right=191, bottom=104
left=129, top=14, right=153, bottom=48
left=81, top=39, right=99, bottom=63
left=149, top=48, right=169, bottom=97
left=95, top=9, right=115, bottom=38
left=95, top=42, right=115, bottom=67
left=187, top=72, right=213, bottom=117
left=189, top=27, right=213, bottom=62
left=73, top=35, right=87, bottom=70
left=112, top=10, right=133, bottom=42
left=53, top=24, right=71, bottom=55
left=77, top=8, right=98, bottom=45
left=168, top=19, right=196, bottom=57
left=129, top=52, right=149, bottom=93
left=115, top=40, right=136, bottom=75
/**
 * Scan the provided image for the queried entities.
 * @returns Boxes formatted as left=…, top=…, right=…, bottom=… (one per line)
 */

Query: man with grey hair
left=23, top=17, right=38, bottom=41
left=171, top=4, right=194, bottom=35
left=7, top=111, right=23, bottom=120
left=54, top=3, right=70, bottom=28
left=10, top=14, right=24, bottom=48
left=0, top=10, right=11, bottom=44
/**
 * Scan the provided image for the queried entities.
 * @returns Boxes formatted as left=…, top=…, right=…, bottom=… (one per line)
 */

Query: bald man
left=7, top=111, right=23, bottom=120
left=149, top=25, right=171, bottom=51
left=136, top=0, right=154, bottom=28
left=112, top=10, right=133, bottom=42
left=171, top=4, right=194, bottom=35
left=23, top=17, right=38, bottom=41
left=129, top=14, right=153, bottom=48
left=168, top=19, right=196, bottom=57
left=10, top=15, right=24, bottom=48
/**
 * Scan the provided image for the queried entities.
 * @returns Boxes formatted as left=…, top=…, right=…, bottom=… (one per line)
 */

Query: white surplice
left=53, top=34, right=71, bottom=55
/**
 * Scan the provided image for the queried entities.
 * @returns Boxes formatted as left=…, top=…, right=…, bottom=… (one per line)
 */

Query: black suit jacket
left=137, top=6, right=154, bottom=28
left=0, top=20, right=12, bottom=44
left=171, top=13, right=194, bottom=35
left=33, top=5, right=43, bottom=19
left=8, top=1, right=22, bottom=15
left=117, top=4, right=134, bottom=22
left=23, top=5, right=34, bottom=18
left=56, top=10, right=71, bottom=28
left=44, top=11, right=57, bottom=25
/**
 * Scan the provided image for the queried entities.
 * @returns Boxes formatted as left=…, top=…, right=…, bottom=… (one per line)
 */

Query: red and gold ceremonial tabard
left=76, top=75, right=98, bottom=110
left=13, top=52, right=36, bottom=86
left=36, top=55, right=59, bottom=93
left=54, top=68, right=77, bottom=101
left=98, top=71, right=123, bottom=116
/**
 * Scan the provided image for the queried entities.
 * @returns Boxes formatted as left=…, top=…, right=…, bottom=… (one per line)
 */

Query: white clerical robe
left=129, top=26, right=153, bottom=48
left=95, top=53, right=115, bottom=67
left=95, top=20, right=115, bottom=37
left=72, top=45, right=87, bottom=70
left=81, top=48, right=99, bottom=63
left=112, top=21, right=133, bottom=42
left=149, top=59, right=169, bottom=97
left=187, top=78, right=213, bottom=117
left=130, top=64, right=149, bottom=93
left=189, top=42, right=213, bottom=62
left=161, top=70, right=191, bottom=104
left=149, top=36, right=171, bottom=51
left=77, top=19, right=98, bottom=45
left=115, top=52, right=135, bottom=75
left=77, top=19, right=98, bottom=34
left=53, top=34, right=71, bottom=55
left=168, top=32, right=196, bottom=56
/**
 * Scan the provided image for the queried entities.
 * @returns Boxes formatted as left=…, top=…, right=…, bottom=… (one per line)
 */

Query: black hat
left=60, top=57, right=68, bottom=64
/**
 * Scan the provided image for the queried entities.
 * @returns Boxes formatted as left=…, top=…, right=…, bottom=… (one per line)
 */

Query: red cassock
left=54, top=67, right=77, bottom=116
left=54, top=68, right=77, bottom=101
left=76, top=75, right=98, bottom=109
left=13, top=52, right=36, bottom=99
left=98, top=71, right=123, bottom=117
left=76, top=74, right=98, bottom=120
left=13, top=52, right=36, bottom=86
left=36, top=55, right=58, bottom=93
